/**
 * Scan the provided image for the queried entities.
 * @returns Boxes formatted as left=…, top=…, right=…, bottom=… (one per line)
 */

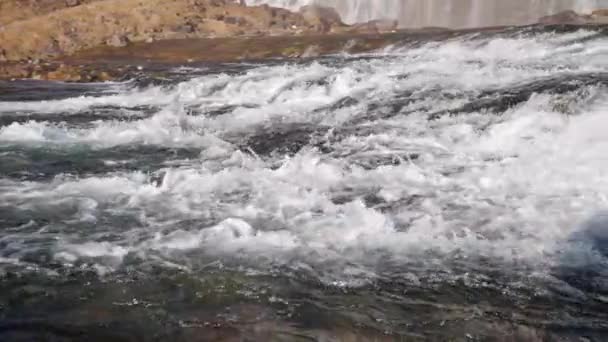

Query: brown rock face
left=0, top=63, right=31, bottom=80
left=591, top=9, right=608, bottom=23
left=0, top=0, right=98, bottom=26
left=349, top=19, right=400, bottom=34
left=299, top=5, right=346, bottom=33
left=0, top=0, right=336, bottom=62
left=106, top=35, right=130, bottom=48
left=538, top=9, right=608, bottom=25
left=592, top=9, right=608, bottom=16
left=538, top=10, right=589, bottom=25
left=65, top=0, right=82, bottom=7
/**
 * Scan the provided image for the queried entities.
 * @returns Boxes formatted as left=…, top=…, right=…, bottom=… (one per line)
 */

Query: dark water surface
left=1, top=26, right=608, bottom=341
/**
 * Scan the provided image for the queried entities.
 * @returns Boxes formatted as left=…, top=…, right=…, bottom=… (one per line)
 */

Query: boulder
left=538, top=10, right=588, bottom=25
left=45, top=64, right=82, bottom=81
left=591, top=9, right=608, bottom=23
left=299, top=5, right=346, bottom=33
left=350, top=19, right=399, bottom=34
left=0, top=62, right=31, bottom=79
left=65, top=0, right=81, bottom=7
left=106, top=34, right=129, bottom=47
left=591, top=9, right=608, bottom=17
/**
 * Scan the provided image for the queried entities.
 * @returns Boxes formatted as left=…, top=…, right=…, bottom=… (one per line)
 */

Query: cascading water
left=245, top=0, right=608, bottom=27
left=1, top=25, right=608, bottom=340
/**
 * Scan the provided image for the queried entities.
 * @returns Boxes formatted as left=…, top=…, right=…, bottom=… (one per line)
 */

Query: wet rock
left=0, top=62, right=32, bottom=79
left=281, top=46, right=302, bottom=57
left=46, top=64, right=97, bottom=82
left=538, top=9, right=608, bottom=25
left=539, top=10, right=588, bottom=25
left=0, top=60, right=118, bottom=82
left=106, top=34, right=129, bottom=47
left=591, top=9, right=608, bottom=23
left=299, top=5, right=345, bottom=33
left=350, top=19, right=399, bottom=34
left=65, top=0, right=81, bottom=7
left=592, top=9, right=608, bottom=17
left=300, top=44, right=321, bottom=58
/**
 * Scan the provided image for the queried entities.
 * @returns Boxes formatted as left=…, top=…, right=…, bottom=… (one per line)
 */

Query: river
left=0, top=25, right=607, bottom=340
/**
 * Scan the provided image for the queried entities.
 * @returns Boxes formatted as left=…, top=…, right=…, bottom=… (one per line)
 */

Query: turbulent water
left=245, top=0, right=608, bottom=27
left=1, top=25, right=608, bottom=340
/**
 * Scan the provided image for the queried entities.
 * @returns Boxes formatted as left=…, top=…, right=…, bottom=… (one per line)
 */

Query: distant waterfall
left=243, top=0, right=608, bottom=27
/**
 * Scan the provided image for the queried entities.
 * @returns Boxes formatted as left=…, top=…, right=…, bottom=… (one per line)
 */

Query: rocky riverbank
left=0, top=0, right=607, bottom=82
left=539, top=8, right=608, bottom=24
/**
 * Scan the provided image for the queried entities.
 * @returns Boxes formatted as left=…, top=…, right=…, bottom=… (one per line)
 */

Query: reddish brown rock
left=106, top=34, right=130, bottom=48
left=538, top=10, right=589, bottom=25
left=0, top=0, right=335, bottom=63
left=0, top=0, right=97, bottom=26
left=349, top=19, right=399, bottom=34
left=538, top=9, right=608, bottom=25
left=0, top=60, right=124, bottom=82
left=592, top=9, right=608, bottom=16
left=65, top=0, right=82, bottom=7
left=591, top=9, right=608, bottom=23
left=0, top=63, right=32, bottom=80
left=299, top=5, right=346, bottom=33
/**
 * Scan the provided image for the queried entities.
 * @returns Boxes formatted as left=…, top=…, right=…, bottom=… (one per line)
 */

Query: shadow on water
left=0, top=80, right=119, bottom=102
left=553, top=212, right=608, bottom=298
left=0, top=145, right=202, bottom=181
left=1, top=267, right=608, bottom=341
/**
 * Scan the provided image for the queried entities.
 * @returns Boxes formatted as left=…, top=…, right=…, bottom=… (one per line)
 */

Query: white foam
left=4, top=92, right=606, bottom=274
left=2, top=31, right=605, bottom=149
left=0, top=29, right=607, bottom=282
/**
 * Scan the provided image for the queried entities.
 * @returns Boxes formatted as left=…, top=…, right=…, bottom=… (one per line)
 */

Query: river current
left=1, top=25, right=608, bottom=340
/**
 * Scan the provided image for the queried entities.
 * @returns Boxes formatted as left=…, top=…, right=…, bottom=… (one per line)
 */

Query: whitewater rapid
left=244, top=0, right=608, bottom=27
left=0, top=27, right=607, bottom=292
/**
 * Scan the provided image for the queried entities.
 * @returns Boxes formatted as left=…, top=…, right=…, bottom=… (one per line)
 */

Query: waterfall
left=243, top=0, right=608, bottom=27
